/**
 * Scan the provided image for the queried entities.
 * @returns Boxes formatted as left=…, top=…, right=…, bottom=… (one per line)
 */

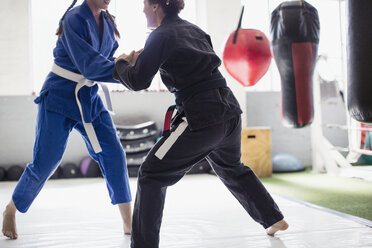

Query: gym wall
left=0, top=0, right=348, bottom=168
left=0, top=91, right=347, bottom=168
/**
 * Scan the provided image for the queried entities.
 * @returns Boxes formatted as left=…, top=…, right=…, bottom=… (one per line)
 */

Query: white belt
left=51, top=63, right=114, bottom=153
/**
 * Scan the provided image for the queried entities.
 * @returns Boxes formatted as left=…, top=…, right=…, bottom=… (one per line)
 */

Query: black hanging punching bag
left=347, top=0, right=372, bottom=123
left=271, top=1, right=320, bottom=128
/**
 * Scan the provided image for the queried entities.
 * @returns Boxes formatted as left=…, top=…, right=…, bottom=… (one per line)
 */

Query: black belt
left=174, top=72, right=227, bottom=105
left=162, top=73, right=227, bottom=136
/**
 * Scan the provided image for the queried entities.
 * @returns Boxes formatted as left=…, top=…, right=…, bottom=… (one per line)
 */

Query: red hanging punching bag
left=223, top=6, right=272, bottom=87
left=271, top=1, right=319, bottom=128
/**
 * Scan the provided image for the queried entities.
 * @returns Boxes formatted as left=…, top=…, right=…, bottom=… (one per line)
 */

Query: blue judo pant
left=12, top=97, right=131, bottom=213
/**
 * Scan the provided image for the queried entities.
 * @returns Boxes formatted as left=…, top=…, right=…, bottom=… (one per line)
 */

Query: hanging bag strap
left=233, top=6, right=245, bottom=44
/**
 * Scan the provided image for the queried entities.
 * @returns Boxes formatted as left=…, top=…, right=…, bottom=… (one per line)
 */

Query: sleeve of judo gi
left=61, top=15, right=118, bottom=83
left=113, top=31, right=174, bottom=91
left=206, top=34, right=214, bottom=49
left=108, top=41, right=119, bottom=62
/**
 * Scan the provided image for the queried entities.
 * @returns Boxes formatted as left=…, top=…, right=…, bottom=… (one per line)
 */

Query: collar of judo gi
left=161, top=14, right=182, bottom=26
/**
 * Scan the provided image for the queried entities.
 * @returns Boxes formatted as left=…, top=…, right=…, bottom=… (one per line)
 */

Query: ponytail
left=105, top=10, right=121, bottom=39
left=148, top=0, right=185, bottom=15
left=56, top=0, right=78, bottom=37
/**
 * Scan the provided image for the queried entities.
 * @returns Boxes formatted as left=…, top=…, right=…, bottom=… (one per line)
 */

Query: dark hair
left=104, top=10, right=121, bottom=39
left=56, top=0, right=120, bottom=39
left=148, top=0, right=185, bottom=15
left=56, top=0, right=78, bottom=37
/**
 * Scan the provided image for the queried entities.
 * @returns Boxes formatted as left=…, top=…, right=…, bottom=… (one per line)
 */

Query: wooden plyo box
left=241, top=127, right=272, bottom=177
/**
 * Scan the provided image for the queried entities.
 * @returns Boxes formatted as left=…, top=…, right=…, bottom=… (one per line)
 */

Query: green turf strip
left=260, top=167, right=372, bottom=221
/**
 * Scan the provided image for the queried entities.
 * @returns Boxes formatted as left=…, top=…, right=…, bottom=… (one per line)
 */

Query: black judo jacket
left=113, top=15, right=242, bottom=130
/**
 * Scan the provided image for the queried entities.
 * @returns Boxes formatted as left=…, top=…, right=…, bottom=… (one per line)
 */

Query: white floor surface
left=1, top=174, right=372, bottom=248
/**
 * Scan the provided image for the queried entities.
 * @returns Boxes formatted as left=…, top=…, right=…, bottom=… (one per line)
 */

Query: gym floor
left=1, top=174, right=372, bottom=248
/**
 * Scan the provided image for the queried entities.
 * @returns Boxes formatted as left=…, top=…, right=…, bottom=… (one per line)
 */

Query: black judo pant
left=131, top=115, right=284, bottom=248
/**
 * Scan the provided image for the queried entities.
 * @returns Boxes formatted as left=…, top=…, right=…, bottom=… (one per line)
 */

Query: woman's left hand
left=115, top=49, right=144, bottom=66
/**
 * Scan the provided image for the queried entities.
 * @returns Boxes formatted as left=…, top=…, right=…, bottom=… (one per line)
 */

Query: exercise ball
left=50, top=167, right=62, bottom=180
left=80, top=157, right=102, bottom=178
left=0, top=167, right=6, bottom=181
left=6, top=165, right=24, bottom=181
left=272, top=153, right=305, bottom=173
left=60, top=163, right=80, bottom=178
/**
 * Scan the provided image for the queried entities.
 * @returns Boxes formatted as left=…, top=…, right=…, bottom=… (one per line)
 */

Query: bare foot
left=266, top=219, right=288, bottom=236
left=124, top=222, right=131, bottom=235
left=2, top=200, right=18, bottom=239
left=118, top=202, right=132, bottom=235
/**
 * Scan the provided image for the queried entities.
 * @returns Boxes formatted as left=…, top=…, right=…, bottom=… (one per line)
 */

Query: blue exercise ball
left=272, top=153, right=305, bottom=173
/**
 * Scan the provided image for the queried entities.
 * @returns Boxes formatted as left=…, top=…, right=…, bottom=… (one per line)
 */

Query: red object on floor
left=223, top=29, right=272, bottom=87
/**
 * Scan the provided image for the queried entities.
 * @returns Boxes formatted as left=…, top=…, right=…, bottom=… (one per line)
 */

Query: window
left=31, top=0, right=196, bottom=93
left=30, top=0, right=345, bottom=93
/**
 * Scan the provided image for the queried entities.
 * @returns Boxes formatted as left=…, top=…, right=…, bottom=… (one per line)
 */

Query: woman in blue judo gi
left=2, top=0, right=132, bottom=239
left=114, top=0, right=288, bottom=247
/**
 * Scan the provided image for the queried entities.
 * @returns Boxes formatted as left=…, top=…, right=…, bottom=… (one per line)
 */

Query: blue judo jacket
left=35, top=0, right=119, bottom=123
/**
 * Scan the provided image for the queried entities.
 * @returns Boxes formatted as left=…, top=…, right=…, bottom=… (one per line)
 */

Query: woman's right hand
left=115, top=51, right=135, bottom=64
left=130, top=49, right=144, bottom=66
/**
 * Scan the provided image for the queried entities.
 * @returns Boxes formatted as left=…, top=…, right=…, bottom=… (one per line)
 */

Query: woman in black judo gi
left=113, top=0, right=288, bottom=247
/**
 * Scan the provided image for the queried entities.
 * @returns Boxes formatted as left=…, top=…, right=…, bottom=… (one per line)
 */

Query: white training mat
left=1, top=174, right=372, bottom=248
